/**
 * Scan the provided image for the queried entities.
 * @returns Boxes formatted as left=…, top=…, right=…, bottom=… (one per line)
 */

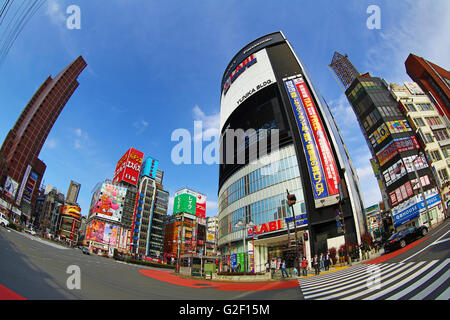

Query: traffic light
left=287, top=193, right=296, bottom=207
left=303, top=232, right=308, bottom=241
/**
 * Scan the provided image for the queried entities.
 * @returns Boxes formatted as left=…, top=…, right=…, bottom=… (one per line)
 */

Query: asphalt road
left=0, top=227, right=298, bottom=300
left=1, top=219, right=448, bottom=300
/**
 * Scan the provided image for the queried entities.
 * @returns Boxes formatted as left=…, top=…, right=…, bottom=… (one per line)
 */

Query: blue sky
left=0, top=0, right=449, bottom=218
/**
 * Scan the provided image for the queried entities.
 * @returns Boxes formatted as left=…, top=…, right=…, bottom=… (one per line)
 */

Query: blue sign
left=392, top=192, right=441, bottom=228
left=284, top=79, right=329, bottom=200
left=285, top=214, right=308, bottom=227
left=230, top=253, right=237, bottom=268
left=142, top=157, right=159, bottom=179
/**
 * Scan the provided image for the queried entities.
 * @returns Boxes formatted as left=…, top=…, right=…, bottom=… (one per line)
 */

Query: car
left=384, top=225, right=428, bottom=253
left=82, top=247, right=90, bottom=255
left=24, top=227, right=37, bottom=235
left=0, top=213, right=9, bottom=228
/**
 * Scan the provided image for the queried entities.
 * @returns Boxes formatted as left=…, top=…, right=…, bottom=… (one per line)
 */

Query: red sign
left=248, top=220, right=282, bottom=236
left=113, top=147, right=144, bottom=186
left=295, top=79, right=340, bottom=196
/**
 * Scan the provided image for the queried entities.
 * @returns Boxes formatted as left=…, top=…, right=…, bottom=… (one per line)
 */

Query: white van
left=0, top=212, right=9, bottom=228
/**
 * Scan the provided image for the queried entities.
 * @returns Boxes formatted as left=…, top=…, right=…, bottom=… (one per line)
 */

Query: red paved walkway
left=139, top=269, right=299, bottom=291
left=0, top=284, right=26, bottom=300
left=364, top=236, right=430, bottom=264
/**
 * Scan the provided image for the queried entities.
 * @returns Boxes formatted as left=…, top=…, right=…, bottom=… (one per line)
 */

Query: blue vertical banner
left=284, top=78, right=329, bottom=200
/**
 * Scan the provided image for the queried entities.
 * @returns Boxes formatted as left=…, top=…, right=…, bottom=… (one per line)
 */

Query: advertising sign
left=173, top=189, right=207, bottom=217
left=285, top=214, right=308, bottom=227
left=103, top=224, right=119, bottom=246
left=392, top=190, right=441, bottom=228
left=141, top=157, right=159, bottom=179
left=230, top=253, right=237, bottom=269
left=22, top=170, right=38, bottom=204
left=86, top=220, right=120, bottom=246
left=16, top=165, right=31, bottom=205
left=113, top=147, right=144, bottom=186
left=89, top=183, right=127, bottom=222
left=369, top=123, right=390, bottom=149
left=284, top=77, right=339, bottom=207
left=376, top=136, right=420, bottom=167
left=60, top=205, right=81, bottom=219
left=248, top=220, right=283, bottom=236
left=4, top=176, right=19, bottom=199
left=220, top=48, right=277, bottom=131
left=386, top=120, right=412, bottom=134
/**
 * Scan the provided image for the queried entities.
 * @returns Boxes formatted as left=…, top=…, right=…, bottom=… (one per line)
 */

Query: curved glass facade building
left=218, top=32, right=367, bottom=272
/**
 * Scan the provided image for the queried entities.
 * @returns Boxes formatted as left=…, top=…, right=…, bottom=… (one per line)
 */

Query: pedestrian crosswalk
left=298, top=259, right=450, bottom=300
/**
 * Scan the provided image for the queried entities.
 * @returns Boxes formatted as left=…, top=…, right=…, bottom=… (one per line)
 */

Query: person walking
left=319, top=253, right=324, bottom=271
left=281, top=260, right=289, bottom=278
left=324, top=251, right=331, bottom=271
left=301, top=257, right=308, bottom=277
left=313, top=254, right=320, bottom=275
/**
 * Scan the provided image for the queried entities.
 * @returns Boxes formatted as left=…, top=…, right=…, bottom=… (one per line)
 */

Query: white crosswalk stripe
left=298, top=259, right=450, bottom=300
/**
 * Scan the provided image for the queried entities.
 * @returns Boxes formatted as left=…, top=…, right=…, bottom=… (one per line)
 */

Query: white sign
left=220, top=48, right=277, bottom=132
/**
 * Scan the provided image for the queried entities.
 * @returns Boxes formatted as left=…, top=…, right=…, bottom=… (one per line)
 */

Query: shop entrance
left=268, top=244, right=303, bottom=268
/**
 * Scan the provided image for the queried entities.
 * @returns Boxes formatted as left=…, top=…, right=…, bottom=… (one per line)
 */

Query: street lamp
left=234, top=218, right=254, bottom=273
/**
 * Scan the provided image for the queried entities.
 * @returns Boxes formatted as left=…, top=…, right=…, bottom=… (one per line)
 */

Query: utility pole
left=411, top=153, right=432, bottom=229
left=286, top=190, right=300, bottom=272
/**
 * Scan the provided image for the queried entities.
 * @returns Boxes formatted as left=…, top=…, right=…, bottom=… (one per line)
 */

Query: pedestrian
left=265, top=261, right=270, bottom=273
left=319, top=253, right=324, bottom=270
left=281, top=260, right=289, bottom=278
left=360, top=243, right=365, bottom=260
left=325, top=251, right=331, bottom=271
left=313, top=254, right=320, bottom=275
left=301, top=257, right=308, bottom=276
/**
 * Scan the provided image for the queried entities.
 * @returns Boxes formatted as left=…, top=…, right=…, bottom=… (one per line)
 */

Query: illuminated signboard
left=248, top=220, right=282, bottom=236
left=89, top=182, right=127, bottom=222
left=284, top=76, right=340, bottom=207
left=369, top=123, right=390, bottom=149
left=376, top=136, right=420, bottom=167
left=113, top=147, right=144, bottom=186
left=386, top=120, right=412, bottom=134
left=392, top=190, right=441, bottom=228
left=86, top=220, right=119, bottom=246
left=223, top=54, right=257, bottom=95
left=60, top=205, right=81, bottom=219
left=141, top=157, right=159, bottom=179
left=382, top=154, right=428, bottom=187
left=173, top=189, right=207, bottom=218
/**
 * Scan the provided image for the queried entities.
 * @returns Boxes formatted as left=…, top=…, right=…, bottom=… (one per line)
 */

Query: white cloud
left=45, top=0, right=66, bottom=26
left=364, top=0, right=450, bottom=83
left=133, top=120, right=149, bottom=135
left=192, top=105, right=220, bottom=142
left=44, top=138, right=58, bottom=149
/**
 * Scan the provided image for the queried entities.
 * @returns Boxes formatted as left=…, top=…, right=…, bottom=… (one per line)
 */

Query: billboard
left=392, top=190, right=441, bottom=228
left=16, top=165, right=32, bottom=205
left=86, top=220, right=120, bottom=246
left=113, top=147, right=144, bottom=186
left=89, top=183, right=127, bottom=222
left=22, top=170, right=39, bottom=204
left=284, top=76, right=340, bottom=207
left=60, top=205, right=81, bottom=220
left=376, top=136, right=420, bottom=167
left=369, top=123, right=390, bottom=149
left=174, top=188, right=207, bottom=217
left=220, top=48, right=277, bottom=131
left=141, top=157, right=159, bottom=179
left=386, top=120, right=412, bottom=134
left=4, top=176, right=19, bottom=199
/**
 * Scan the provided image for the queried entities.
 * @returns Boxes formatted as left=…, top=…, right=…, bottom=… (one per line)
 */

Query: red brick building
left=0, top=56, right=87, bottom=222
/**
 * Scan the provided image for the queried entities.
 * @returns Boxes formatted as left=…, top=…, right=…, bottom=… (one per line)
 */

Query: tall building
left=390, top=81, right=450, bottom=217
left=32, top=187, right=65, bottom=235
left=130, top=156, right=169, bottom=258
left=205, top=216, right=218, bottom=256
left=329, top=52, right=444, bottom=231
left=217, top=32, right=367, bottom=273
left=66, top=180, right=81, bottom=205
left=0, top=56, right=87, bottom=222
left=405, top=54, right=450, bottom=123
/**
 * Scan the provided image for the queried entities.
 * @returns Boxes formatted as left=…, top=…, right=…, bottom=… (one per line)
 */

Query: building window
left=404, top=103, right=416, bottom=112
left=416, top=103, right=434, bottom=111
left=438, top=168, right=449, bottom=182
left=430, top=150, right=442, bottom=162
left=442, top=146, right=450, bottom=158
left=425, top=117, right=442, bottom=126
left=424, top=133, right=434, bottom=143
left=433, top=129, right=449, bottom=142
left=413, top=118, right=426, bottom=127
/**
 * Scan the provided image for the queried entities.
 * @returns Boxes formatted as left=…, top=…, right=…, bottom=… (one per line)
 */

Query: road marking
left=410, top=268, right=450, bottom=300
left=363, top=260, right=438, bottom=300
left=401, top=230, right=450, bottom=263
left=387, top=259, right=449, bottom=300
left=435, top=286, right=450, bottom=300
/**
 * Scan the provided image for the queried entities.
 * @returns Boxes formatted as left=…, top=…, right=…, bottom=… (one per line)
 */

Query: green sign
left=173, top=193, right=196, bottom=215
left=237, top=252, right=247, bottom=272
